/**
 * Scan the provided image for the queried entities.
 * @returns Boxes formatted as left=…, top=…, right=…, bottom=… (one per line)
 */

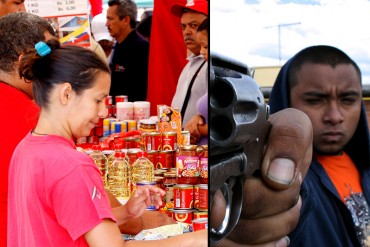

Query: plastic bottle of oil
left=131, top=151, right=154, bottom=186
left=108, top=151, right=131, bottom=199
left=89, top=145, right=109, bottom=188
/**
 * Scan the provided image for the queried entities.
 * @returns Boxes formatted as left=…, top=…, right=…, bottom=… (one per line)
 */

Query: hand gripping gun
left=210, top=53, right=271, bottom=243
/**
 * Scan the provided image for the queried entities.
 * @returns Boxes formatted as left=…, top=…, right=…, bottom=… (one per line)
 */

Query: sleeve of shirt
left=50, top=164, right=115, bottom=241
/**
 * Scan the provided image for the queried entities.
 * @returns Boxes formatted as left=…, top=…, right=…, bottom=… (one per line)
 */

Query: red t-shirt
left=0, top=82, right=39, bottom=246
left=8, top=133, right=115, bottom=246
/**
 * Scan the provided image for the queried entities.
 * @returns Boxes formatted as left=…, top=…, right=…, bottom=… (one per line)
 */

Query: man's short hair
left=0, top=12, right=54, bottom=73
left=288, top=45, right=362, bottom=89
left=108, top=0, right=137, bottom=28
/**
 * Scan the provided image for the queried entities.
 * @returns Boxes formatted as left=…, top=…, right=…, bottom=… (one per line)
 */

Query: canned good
left=105, top=95, right=113, bottom=106
left=198, top=184, right=208, bottom=211
left=115, top=95, right=128, bottom=104
left=193, top=184, right=199, bottom=209
left=200, top=145, right=208, bottom=184
left=106, top=105, right=113, bottom=117
left=176, top=145, right=200, bottom=185
left=126, top=120, right=137, bottom=131
left=124, top=137, right=139, bottom=149
left=113, top=121, right=127, bottom=133
left=162, top=132, right=177, bottom=150
left=147, top=150, right=159, bottom=168
left=126, top=148, right=141, bottom=165
left=174, top=184, right=194, bottom=209
left=103, top=118, right=116, bottom=137
left=164, top=183, right=175, bottom=204
left=158, top=150, right=174, bottom=169
left=144, top=132, right=161, bottom=151
left=163, top=172, right=176, bottom=185
left=139, top=119, right=157, bottom=133
left=169, top=208, right=194, bottom=225
left=193, top=210, right=208, bottom=219
left=192, top=218, right=208, bottom=231
left=181, top=130, right=190, bottom=146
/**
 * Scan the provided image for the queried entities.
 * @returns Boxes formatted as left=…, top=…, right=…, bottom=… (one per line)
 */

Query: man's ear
left=60, top=82, right=73, bottom=105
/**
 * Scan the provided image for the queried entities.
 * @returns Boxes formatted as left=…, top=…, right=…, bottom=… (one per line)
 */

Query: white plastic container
left=133, top=101, right=150, bottom=121
left=116, top=102, right=134, bottom=120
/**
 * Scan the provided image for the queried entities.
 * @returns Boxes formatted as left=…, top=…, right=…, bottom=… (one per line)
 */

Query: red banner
left=89, top=0, right=103, bottom=17
left=147, top=0, right=187, bottom=116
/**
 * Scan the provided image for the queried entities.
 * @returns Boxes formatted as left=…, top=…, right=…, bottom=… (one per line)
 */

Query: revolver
left=210, top=52, right=271, bottom=243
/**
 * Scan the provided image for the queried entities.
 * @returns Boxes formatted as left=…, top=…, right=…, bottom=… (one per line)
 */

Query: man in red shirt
left=0, top=12, right=55, bottom=247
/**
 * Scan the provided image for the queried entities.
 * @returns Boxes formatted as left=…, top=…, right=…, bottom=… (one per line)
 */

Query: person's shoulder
left=44, top=136, right=93, bottom=167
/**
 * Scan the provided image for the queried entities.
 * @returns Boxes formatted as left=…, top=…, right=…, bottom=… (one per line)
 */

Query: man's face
left=106, top=5, right=127, bottom=42
left=180, top=11, right=207, bottom=55
left=290, top=63, right=362, bottom=155
left=0, top=0, right=25, bottom=17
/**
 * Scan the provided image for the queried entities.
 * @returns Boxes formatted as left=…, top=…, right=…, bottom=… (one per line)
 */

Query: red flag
left=89, top=0, right=103, bottom=17
left=147, top=0, right=188, bottom=116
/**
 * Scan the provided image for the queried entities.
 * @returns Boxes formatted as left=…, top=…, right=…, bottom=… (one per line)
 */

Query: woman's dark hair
left=18, top=39, right=110, bottom=109
left=198, top=17, right=209, bottom=34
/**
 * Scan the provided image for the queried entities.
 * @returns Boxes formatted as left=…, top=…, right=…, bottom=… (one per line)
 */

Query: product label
left=176, top=156, right=200, bottom=178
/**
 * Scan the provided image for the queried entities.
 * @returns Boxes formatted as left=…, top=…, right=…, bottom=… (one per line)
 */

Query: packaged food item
left=200, top=145, right=208, bottom=184
left=157, top=105, right=186, bottom=146
left=176, top=145, right=200, bottom=185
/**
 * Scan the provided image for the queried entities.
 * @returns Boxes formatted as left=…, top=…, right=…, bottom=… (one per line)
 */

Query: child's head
left=18, top=40, right=111, bottom=138
left=197, top=18, right=208, bottom=61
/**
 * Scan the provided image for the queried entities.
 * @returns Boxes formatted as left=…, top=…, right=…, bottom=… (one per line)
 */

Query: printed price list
left=25, top=0, right=88, bottom=16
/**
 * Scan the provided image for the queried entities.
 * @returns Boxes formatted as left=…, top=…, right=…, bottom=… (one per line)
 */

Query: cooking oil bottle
left=89, top=145, right=109, bottom=188
left=131, top=151, right=154, bottom=186
left=108, top=151, right=131, bottom=199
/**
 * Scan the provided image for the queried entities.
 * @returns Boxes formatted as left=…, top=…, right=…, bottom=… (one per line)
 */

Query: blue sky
left=211, top=0, right=370, bottom=84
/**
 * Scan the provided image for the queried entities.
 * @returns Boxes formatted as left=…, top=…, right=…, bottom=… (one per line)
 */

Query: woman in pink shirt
left=8, top=39, right=206, bottom=247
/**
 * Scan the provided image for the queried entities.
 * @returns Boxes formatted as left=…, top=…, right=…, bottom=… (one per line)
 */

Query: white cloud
left=211, top=0, right=370, bottom=84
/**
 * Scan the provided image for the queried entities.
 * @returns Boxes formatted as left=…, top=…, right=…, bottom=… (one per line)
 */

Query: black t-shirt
left=109, top=30, right=149, bottom=103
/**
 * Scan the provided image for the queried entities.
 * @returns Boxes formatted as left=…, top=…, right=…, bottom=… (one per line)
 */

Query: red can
left=126, top=148, right=141, bottom=166
left=170, top=209, right=194, bottom=224
left=124, top=137, right=139, bottom=149
left=144, top=132, right=162, bottom=151
left=147, top=150, right=159, bottom=167
left=192, top=218, right=208, bottom=231
left=105, top=95, right=112, bottom=106
left=158, top=150, right=174, bottom=169
left=193, top=211, right=208, bottom=219
left=198, top=184, right=208, bottom=211
left=106, top=105, right=113, bottom=118
left=174, top=184, right=194, bottom=209
left=162, top=132, right=177, bottom=151
left=193, top=184, right=199, bottom=209
left=115, top=95, right=128, bottom=103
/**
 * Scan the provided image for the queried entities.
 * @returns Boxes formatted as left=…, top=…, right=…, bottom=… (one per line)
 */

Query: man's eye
left=342, top=98, right=357, bottom=104
left=305, top=98, right=322, bottom=104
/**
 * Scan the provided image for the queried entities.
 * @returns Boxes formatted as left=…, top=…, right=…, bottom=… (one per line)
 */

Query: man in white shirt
left=170, top=0, right=208, bottom=126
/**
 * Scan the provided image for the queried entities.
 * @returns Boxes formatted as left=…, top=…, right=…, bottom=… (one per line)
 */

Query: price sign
left=25, top=0, right=92, bottom=48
